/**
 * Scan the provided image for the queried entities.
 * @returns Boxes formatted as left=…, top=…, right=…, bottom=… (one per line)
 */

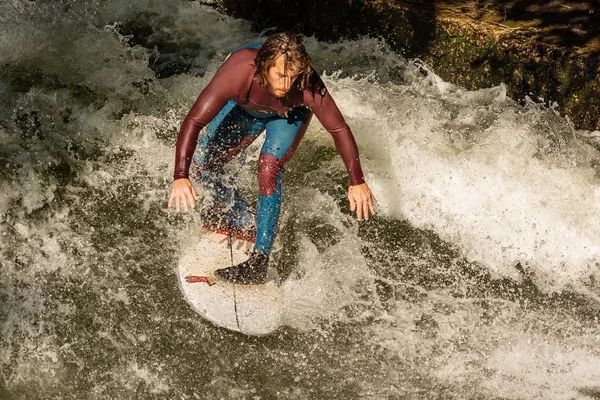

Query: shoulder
left=301, top=69, right=329, bottom=105
left=213, top=46, right=257, bottom=85
left=308, top=70, right=328, bottom=96
left=207, top=46, right=259, bottom=100
left=224, top=46, right=259, bottom=67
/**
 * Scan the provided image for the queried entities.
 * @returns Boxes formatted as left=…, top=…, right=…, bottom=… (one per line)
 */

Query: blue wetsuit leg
left=195, top=101, right=265, bottom=227
left=254, top=107, right=310, bottom=254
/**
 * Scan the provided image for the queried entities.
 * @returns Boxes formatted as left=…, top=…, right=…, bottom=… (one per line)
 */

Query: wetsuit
left=174, top=45, right=365, bottom=254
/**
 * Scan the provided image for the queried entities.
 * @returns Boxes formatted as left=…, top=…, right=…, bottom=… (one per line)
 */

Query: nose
left=282, top=75, right=292, bottom=90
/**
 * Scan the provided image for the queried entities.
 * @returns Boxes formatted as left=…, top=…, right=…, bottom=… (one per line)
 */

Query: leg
left=194, top=101, right=265, bottom=228
left=216, top=107, right=313, bottom=284
left=254, top=156, right=283, bottom=254
left=254, top=107, right=313, bottom=254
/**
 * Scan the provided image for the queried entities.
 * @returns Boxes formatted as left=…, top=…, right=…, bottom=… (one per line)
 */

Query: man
left=168, top=32, right=377, bottom=284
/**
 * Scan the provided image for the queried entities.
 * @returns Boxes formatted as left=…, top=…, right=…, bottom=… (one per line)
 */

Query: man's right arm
left=173, top=49, right=255, bottom=180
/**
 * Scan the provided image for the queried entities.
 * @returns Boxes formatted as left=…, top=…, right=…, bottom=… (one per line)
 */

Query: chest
left=239, top=81, right=303, bottom=115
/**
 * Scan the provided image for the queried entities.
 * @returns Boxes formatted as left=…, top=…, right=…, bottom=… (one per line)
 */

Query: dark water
left=1, top=1, right=599, bottom=399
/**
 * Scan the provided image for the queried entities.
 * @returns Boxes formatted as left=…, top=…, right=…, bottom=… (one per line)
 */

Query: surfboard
left=177, top=228, right=283, bottom=336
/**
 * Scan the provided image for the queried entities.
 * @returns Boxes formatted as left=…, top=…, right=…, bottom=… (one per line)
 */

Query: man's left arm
left=307, top=79, right=377, bottom=220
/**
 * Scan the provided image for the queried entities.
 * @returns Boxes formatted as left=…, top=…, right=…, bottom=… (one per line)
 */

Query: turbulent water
left=1, top=1, right=599, bottom=399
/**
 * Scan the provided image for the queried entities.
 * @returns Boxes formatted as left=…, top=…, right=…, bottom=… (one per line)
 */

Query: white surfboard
left=177, top=229, right=283, bottom=336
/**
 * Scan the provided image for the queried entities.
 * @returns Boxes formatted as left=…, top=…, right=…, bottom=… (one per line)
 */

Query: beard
left=268, top=85, right=287, bottom=98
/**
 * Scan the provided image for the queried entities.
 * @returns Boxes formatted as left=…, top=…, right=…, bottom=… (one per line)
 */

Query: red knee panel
left=258, top=153, right=282, bottom=196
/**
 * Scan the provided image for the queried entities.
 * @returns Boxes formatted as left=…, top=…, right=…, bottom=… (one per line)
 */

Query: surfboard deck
left=177, top=228, right=283, bottom=336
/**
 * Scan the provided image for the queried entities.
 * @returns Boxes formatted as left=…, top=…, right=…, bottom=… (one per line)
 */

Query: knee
left=257, top=153, right=282, bottom=197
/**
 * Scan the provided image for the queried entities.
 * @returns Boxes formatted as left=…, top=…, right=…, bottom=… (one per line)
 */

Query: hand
left=168, top=178, right=199, bottom=212
left=348, top=182, right=377, bottom=221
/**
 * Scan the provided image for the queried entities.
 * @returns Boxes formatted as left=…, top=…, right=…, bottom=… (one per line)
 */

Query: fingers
left=349, top=196, right=356, bottom=212
left=168, top=192, right=181, bottom=212
left=363, top=197, right=370, bottom=221
left=169, top=188, right=184, bottom=212
left=363, top=193, right=377, bottom=221
left=170, top=191, right=185, bottom=212
left=356, top=198, right=363, bottom=221
left=180, top=189, right=195, bottom=212
left=168, top=179, right=197, bottom=213
left=357, top=195, right=373, bottom=221
left=349, top=191, right=367, bottom=221
left=348, top=183, right=377, bottom=221
left=368, top=196, right=376, bottom=215
left=182, top=192, right=189, bottom=213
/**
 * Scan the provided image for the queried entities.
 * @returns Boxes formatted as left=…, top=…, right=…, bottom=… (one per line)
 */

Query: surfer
left=168, top=32, right=377, bottom=284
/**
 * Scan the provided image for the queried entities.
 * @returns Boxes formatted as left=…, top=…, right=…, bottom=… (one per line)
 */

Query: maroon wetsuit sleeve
left=306, top=76, right=365, bottom=186
left=173, top=49, right=255, bottom=180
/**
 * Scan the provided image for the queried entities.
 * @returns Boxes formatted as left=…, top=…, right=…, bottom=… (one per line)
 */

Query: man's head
left=254, top=32, right=312, bottom=98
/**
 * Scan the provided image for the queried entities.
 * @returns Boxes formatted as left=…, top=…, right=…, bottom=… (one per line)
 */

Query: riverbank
left=216, top=0, right=600, bottom=133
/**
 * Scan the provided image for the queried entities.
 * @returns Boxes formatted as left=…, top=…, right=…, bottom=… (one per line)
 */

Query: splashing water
left=1, top=1, right=599, bottom=399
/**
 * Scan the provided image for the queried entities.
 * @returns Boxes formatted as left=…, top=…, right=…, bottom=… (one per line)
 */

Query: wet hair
left=254, top=32, right=313, bottom=91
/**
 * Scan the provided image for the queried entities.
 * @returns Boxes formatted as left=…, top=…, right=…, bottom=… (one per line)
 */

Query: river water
left=1, top=1, right=599, bottom=399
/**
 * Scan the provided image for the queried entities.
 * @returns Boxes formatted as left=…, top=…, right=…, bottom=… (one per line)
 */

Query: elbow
left=328, top=124, right=351, bottom=136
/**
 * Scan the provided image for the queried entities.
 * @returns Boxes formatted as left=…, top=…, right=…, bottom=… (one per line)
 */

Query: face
left=266, top=54, right=300, bottom=98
